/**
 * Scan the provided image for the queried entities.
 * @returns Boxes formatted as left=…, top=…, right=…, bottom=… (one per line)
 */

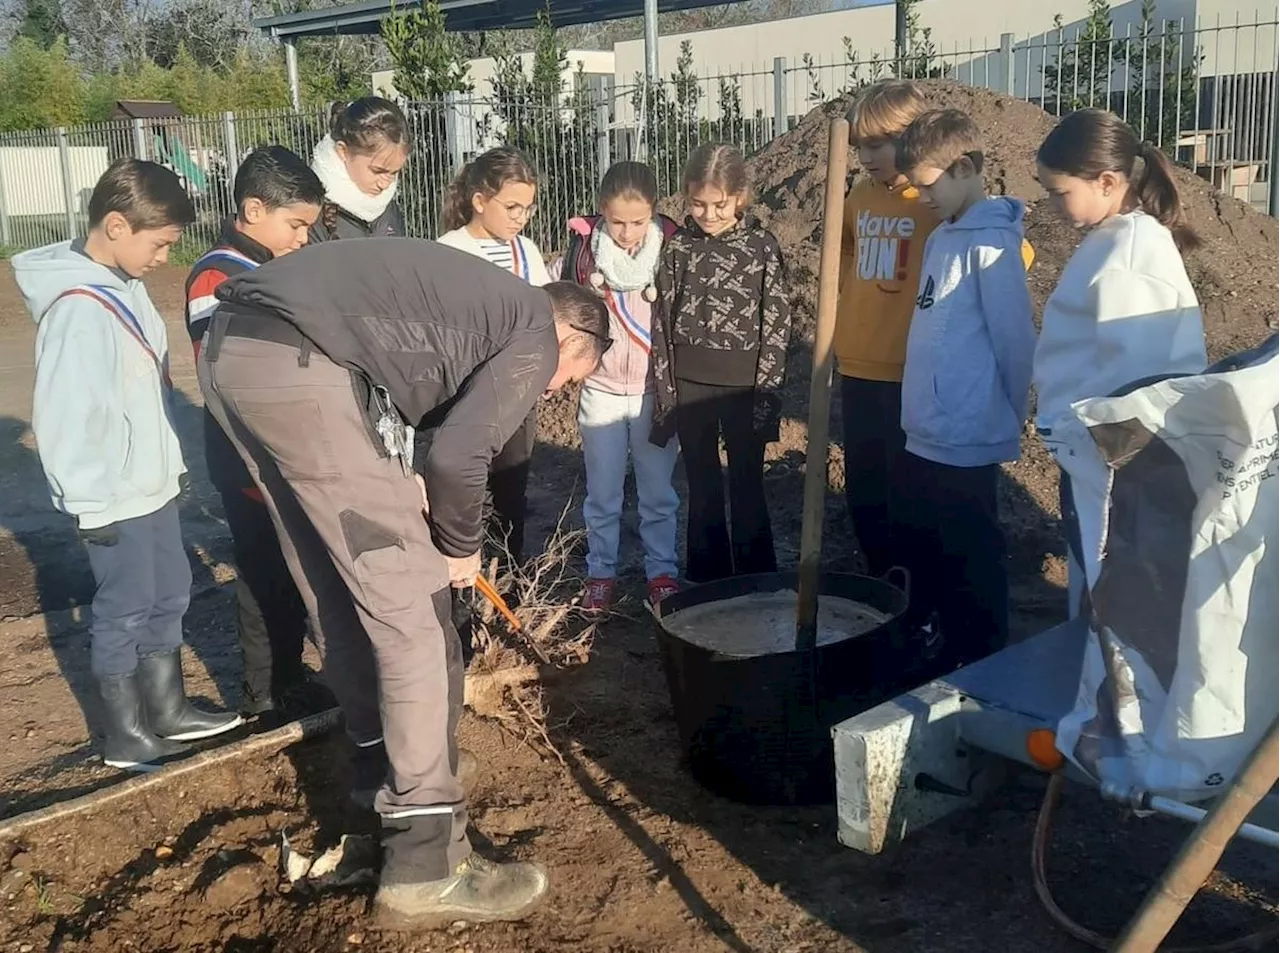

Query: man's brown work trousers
left=199, top=334, right=469, bottom=882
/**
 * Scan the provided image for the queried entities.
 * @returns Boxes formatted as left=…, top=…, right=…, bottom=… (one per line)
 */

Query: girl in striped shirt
left=436, top=147, right=549, bottom=569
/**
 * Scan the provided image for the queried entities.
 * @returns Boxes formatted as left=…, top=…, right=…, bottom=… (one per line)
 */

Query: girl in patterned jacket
left=551, top=162, right=681, bottom=611
left=650, top=144, right=791, bottom=584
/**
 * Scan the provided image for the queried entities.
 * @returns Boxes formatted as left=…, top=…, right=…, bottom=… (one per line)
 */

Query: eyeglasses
left=500, top=201, right=538, bottom=221
left=571, top=324, right=613, bottom=355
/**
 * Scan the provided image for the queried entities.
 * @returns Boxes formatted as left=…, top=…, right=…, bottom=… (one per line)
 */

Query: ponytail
left=1038, top=109, right=1200, bottom=252
left=441, top=146, right=537, bottom=232
left=1135, top=142, right=1202, bottom=252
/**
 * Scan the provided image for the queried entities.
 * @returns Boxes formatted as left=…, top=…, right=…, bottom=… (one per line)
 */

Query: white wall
left=0, top=146, right=109, bottom=218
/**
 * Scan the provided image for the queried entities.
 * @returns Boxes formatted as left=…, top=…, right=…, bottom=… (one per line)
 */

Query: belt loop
left=206, top=309, right=229, bottom=363
left=298, top=337, right=312, bottom=368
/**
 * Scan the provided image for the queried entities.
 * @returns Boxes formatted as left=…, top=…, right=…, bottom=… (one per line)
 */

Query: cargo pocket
left=340, top=509, right=413, bottom=615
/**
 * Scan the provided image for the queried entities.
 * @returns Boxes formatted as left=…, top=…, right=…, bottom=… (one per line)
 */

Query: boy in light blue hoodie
left=893, top=109, right=1037, bottom=670
left=13, top=158, right=241, bottom=772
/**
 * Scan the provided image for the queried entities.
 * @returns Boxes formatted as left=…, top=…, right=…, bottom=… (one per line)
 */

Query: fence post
left=1269, top=60, right=1280, bottom=216
left=132, top=118, right=147, bottom=160
left=773, top=57, right=788, bottom=139
left=0, top=154, right=11, bottom=248
left=223, top=111, right=240, bottom=194
left=56, top=127, right=77, bottom=241
left=444, top=93, right=464, bottom=174
left=595, top=77, right=612, bottom=178
left=1000, top=33, right=1015, bottom=96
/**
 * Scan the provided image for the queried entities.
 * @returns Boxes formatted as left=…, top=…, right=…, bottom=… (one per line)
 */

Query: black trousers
left=210, top=405, right=309, bottom=699
left=488, top=409, right=536, bottom=566
left=674, top=379, right=777, bottom=584
left=840, top=375, right=906, bottom=576
left=892, top=452, right=1008, bottom=668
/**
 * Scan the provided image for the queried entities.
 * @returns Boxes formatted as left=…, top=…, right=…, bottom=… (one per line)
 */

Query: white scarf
left=311, top=134, right=398, bottom=224
left=591, top=220, right=662, bottom=291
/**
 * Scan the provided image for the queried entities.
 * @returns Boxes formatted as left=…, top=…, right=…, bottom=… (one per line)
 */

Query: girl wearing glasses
left=437, top=147, right=550, bottom=569
left=551, top=162, right=681, bottom=612
left=649, top=143, right=791, bottom=584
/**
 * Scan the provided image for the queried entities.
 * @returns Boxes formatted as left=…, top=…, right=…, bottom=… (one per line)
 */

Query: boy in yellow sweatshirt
left=837, top=80, right=939, bottom=576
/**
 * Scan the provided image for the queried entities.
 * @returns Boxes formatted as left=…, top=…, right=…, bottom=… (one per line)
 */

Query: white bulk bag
left=1053, top=337, right=1278, bottom=802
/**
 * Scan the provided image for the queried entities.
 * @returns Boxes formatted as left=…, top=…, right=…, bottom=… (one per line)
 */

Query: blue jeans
left=82, top=500, right=191, bottom=678
left=578, top=388, right=680, bottom=580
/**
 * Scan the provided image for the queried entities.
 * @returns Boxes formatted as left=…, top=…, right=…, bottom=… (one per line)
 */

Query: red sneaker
left=646, top=575, right=680, bottom=607
left=582, top=578, right=616, bottom=613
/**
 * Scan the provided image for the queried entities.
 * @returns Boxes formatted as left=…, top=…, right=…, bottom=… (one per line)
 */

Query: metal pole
left=56, top=127, right=77, bottom=241
left=285, top=37, right=301, bottom=111
left=1270, top=89, right=1279, bottom=216
left=894, top=0, right=908, bottom=75
left=773, top=56, right=787, bottom=140
left=596, top=77, right=612, bottom=182
left=222, top=111, right=239, bottom=200
left=1001, top=33, right=1015, bottom=95
left=1112, top=720, right=1280, bottom=953
left=643, top=0, right=659, bottom=85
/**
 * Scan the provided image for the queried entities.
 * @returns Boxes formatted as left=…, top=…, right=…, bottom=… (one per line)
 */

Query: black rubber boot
left=137, top=648, right=243, bottom=742
left=97, top=673, right=188, bottom=772
left=374, top=853, right=549, bottom=929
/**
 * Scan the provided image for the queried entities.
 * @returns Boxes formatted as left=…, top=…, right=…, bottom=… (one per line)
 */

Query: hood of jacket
left=12, top=241, right=134, bottom=322
left=948, top=196, right=1025, bottom=233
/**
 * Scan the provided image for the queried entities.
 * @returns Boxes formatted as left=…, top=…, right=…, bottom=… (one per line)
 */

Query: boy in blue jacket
left=13, top=158, right=241, bottom=772
left=894, top=109, right=1037, bottom=670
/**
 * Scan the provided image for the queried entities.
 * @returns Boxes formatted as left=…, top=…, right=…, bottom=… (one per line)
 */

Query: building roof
left=111, top=100, right=184, bottom=120
left=254, top=0, right=740, bottom=38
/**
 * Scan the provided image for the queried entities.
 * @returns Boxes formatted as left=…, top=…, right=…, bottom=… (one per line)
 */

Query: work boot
left=374, top=853, right=549, bottom=929
left=350, top=745, right=480, bottom=810
left=97, top=673, right=188, bottom=772
left=240, top=666, right=276, bottom=719
left=137, top=648, right=244, bottom=742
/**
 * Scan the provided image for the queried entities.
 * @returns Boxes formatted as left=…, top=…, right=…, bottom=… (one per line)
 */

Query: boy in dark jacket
left=186, top=146, right=333, bottom=719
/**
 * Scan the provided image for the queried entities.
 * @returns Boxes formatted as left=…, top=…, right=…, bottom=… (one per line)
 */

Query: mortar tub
left=652, top=571, right=909, bottom=806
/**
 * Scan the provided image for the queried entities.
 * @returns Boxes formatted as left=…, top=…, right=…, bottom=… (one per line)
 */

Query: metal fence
left=1, top=16, right=1275, bottom=260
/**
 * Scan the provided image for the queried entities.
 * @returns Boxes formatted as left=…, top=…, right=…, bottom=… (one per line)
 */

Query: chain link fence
left=1, top=17, right=1275, bottom=261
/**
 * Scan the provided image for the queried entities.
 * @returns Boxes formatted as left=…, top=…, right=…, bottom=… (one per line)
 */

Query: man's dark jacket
left=213, top=237, right=558, bottom=558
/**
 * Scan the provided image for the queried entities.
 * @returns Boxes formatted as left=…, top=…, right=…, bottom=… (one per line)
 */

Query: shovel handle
left=474, top=574, right=523, bottom=634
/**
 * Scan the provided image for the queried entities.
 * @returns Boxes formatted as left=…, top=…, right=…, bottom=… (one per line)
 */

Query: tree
left=0, top=36, right=86, bottom=131
left=630, top=39, right=703, bottom=183
left=1045, top=0, right=1116, bottom=113
left=1120, top=0, right=1200, bottom=153
left=145, top=0, right=251, bottom=72
left=381, top=0, right=473, bottom=100
left=14, top=0, right=66, bottom=48
left=894, top=0, right=943, bottom=80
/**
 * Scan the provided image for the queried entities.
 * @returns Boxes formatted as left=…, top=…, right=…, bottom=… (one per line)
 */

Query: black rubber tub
left=652, top=571, right=911, bottom=806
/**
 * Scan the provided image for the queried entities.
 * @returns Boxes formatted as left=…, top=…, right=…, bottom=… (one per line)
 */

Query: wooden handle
left=475, top=574, right=523, bottom=634
left=795, top=116, right=851, bottom=652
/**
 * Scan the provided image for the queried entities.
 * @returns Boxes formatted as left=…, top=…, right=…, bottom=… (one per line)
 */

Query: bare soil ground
left=2, top=84, right=1277, bottom=950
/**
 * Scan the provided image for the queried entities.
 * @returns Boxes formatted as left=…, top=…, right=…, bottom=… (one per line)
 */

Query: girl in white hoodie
left=1034, top=109, right=1207, bottom=612
left=435, top=147, right=549, bottom=567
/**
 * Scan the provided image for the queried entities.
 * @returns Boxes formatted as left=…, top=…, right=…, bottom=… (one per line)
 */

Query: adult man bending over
left=197, top=238, right=608, bottom=928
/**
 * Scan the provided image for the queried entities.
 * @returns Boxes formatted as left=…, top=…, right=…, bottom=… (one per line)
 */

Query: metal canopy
left=254, top=0, right=735, bottom=39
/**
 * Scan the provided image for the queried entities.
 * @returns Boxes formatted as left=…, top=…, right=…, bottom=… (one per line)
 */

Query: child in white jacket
left=434, top=147, right=549, bottom=568
left=896, top=109, right=1037, bottom=670
left=1034, top=109, right=1207, bottom=614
